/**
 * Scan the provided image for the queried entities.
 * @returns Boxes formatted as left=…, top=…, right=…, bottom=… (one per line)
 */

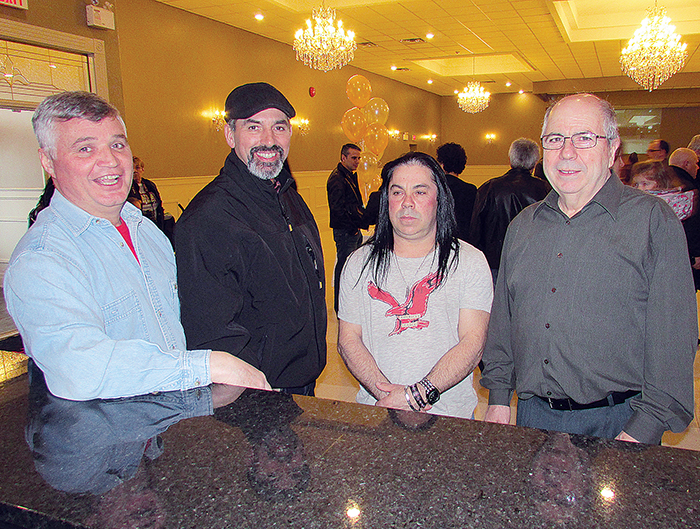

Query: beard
left=247, top=145, right=286, bottom=180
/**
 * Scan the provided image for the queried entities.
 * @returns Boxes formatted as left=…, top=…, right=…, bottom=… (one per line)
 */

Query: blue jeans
left=516, top=394, right=635, bottom=440
left=332, top=229, right=363, bottom=313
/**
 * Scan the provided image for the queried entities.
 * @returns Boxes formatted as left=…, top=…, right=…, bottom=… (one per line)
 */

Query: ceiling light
left=619, top=4, right=687, bottom=91
left=426, top=33, right=434, bottom=39
left=293, top=2, right=356, bottom=72
left=519, top=89, right=524, bottom=94
left=505, top=81, right=512, bottom=87
left=457, top=82, right=490, bottom=113
left=391, top=65, right=397, bottom=71
left=254, top=13, right=264, bottom=21
left=427, top=79, right=433, bottom=84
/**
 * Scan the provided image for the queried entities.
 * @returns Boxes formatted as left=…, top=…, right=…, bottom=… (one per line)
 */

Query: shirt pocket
left=102, top=291, right=150, bottom=341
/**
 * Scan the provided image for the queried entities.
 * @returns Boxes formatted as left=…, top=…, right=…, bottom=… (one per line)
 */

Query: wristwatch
left=419, top=377, right=440, bottom=405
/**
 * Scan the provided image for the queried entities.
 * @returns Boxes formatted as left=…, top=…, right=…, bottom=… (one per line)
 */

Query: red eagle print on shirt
left=368, top=271, right=441, bottom=336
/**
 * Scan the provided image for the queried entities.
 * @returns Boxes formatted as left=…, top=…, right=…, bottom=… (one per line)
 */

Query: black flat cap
left=225, top=82, right=296, bottom=122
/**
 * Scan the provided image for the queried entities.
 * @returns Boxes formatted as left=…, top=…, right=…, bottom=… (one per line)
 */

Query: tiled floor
left=316, top=297, right=700, bottom=451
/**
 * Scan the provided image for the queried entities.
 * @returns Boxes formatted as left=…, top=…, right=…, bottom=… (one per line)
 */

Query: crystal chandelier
left=620, top=4, right=687, bottom=92
left=293, top=3, right=356, bottom=72
left=457, top=82, right=490, bottom=113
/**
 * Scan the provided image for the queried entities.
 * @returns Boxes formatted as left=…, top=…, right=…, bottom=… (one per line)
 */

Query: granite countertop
left=0, top=370, right=698, bottom=529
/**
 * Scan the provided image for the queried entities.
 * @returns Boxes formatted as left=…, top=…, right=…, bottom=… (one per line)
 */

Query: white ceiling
left=155, top=0, right=700, bottom=96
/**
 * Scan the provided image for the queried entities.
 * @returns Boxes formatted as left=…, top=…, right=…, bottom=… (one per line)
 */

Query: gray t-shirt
left=339, top=242, right=493, bottom=419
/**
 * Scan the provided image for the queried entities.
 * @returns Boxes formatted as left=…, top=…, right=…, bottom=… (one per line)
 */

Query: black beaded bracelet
left=410, top=383, right=427, bottom=410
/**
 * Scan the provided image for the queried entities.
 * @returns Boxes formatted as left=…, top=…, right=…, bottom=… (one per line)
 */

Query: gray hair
left=688, top=134, right=700, bottom=154
left=541, top=94, right=619, bottom=141
left=32, top=91, right=123, bottom=157
left=508, top=138, right=540, bottom=171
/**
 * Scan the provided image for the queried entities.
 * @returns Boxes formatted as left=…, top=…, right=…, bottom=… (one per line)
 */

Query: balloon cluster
left=341, top=75, right=388, bottom=198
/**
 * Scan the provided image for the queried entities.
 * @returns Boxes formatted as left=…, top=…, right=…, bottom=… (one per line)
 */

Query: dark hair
left=341, top=143, right=361, bottom=157
left=28, top=178, right=55, bottom=227
left=630, top=160, right=673, bottom=189
left=361, top=152, right=459, bottom=288
left=656, top=140, right=670, bottom=155
left=436, top=143, right=467, bottom=175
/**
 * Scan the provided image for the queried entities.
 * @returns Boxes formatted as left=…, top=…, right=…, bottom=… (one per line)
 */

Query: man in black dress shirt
left=481, top=94, right=697, bottom=445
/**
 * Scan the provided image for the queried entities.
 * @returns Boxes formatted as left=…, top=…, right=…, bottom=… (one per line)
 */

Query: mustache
left=249, top=145, right=285, bottom=161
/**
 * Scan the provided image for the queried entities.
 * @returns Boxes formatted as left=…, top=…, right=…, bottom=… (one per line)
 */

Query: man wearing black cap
left=175, top=83, right=326, bottom=396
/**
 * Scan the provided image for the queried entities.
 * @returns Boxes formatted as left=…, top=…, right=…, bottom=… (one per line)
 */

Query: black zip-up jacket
left=327, top=163, right=367, bottom=232
left=175, top=152, right=326, bottom=389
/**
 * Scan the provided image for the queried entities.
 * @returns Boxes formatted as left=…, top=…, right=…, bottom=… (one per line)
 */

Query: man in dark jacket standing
left=175, top=83, right=326, bottom=396
left=327, top=143, right=365, bottom=313
left=469, top=138, right=548, bottom=282
left=436, top=142, right=476, bottom=242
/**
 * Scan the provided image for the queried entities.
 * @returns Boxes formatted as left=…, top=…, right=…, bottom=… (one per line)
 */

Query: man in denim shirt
left=4, top=91, right=270, bottom=400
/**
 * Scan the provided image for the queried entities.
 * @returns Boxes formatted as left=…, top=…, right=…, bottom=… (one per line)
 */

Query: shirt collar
left=535, top=171, right=622, bottom=220
left=50, top=190, right=140, bottom=235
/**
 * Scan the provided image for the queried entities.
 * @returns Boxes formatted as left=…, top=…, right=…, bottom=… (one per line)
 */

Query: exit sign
left=0, top=0, right=28, bottom=9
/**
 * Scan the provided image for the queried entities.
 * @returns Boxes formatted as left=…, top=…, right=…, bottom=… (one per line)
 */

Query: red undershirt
left=116, top=220, right=140, bottom=264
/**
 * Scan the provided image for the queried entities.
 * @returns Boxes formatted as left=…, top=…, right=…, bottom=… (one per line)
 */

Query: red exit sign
left=0, top=0, right=28, bottom=9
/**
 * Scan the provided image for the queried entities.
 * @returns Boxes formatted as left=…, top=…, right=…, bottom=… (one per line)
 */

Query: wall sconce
left=211, top=110, right=226, bottom=132
left=388, top=129, right=401, bottom=140
left=421, top=134, right=437, bottom=143
left=291, top=117, right=310, bottom=136
left=485, top=133, right=496, bottom=144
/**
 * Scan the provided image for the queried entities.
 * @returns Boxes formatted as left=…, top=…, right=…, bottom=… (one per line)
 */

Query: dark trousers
left=279, top=381, right=316, bottom=396
left=332, top=229, right=363, bottom=313
left=516, top=394, right=635, bottom=440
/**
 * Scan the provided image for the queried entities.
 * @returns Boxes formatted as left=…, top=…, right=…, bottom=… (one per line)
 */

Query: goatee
left=247, top=145, right=286, bottom=180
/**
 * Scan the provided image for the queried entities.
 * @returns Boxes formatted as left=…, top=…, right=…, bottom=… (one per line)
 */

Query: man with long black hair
left=337, top=152, right=492, bottom=419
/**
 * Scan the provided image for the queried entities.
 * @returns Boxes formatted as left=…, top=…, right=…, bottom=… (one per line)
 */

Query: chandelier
left=457, top=82, right=490, bottom=113
left=293, top=3, right=356, bottom=72
left=619, top=4, right=687, bottom=91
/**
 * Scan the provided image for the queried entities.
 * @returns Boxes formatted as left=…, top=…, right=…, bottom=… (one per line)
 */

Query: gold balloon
left=364, top=123, right=389, bottom=157
left=363, top=97, right=389, bottom=125
left=357, top=152, right=380, bottom=201
left=346, top=75, right=372, bottom=108
left=341, top=107, right=367, bottom=143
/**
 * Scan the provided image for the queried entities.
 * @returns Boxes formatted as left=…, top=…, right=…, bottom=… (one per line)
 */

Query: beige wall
left=440, top=92, right=550, bottom=173
left=115, top=0, right=442, bottom=180
left=3, top=0, right=700, bottom=180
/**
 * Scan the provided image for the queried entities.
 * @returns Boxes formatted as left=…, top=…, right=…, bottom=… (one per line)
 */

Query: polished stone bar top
left=0, top=371, right=699, bottom=529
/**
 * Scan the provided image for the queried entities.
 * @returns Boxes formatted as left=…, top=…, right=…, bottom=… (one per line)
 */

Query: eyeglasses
left=541, top=132, right=608, bottom=150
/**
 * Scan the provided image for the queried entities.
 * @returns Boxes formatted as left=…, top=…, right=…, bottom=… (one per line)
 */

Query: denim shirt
left=4, top=191, right=211, bottom=400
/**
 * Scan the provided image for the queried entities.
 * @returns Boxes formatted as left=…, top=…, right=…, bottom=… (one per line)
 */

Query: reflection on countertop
left=0, top=366, right=699, bottom=529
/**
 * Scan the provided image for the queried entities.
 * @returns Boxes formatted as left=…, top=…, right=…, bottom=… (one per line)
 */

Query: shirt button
left=544, top=359, right=549, bottom=364
left=551, top=287, right=556, bottom=293
left=546, top=391, right=552, bottom=396
left=557, top=253, right=563, bottom=258
left=545, top=323, right=550, bottom=329
left=565, top=220, right=571, bottom=225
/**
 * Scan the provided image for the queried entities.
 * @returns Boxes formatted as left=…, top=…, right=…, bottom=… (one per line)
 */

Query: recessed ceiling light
left=391, top=65, right=397, bottom=71
left=505, top=81, right=512, bottom=87
left=454, top=90, right=459, bottom=94
left=426, top=33, right=434, bottom=39
left=519, top=89, right=524, bottom=94
left=427, top=79, right=433, bottom=84
left=254, top=13, right=264, bottom=21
